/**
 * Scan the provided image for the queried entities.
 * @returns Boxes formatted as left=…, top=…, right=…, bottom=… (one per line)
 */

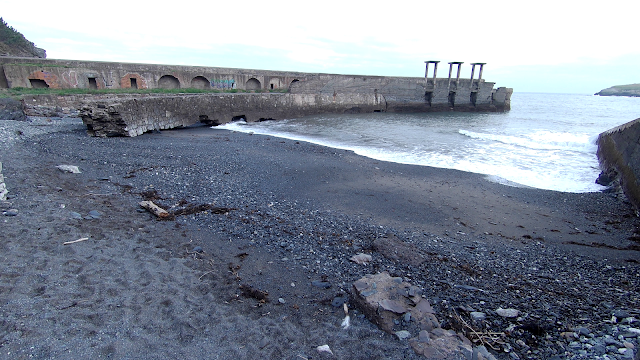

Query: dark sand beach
left=0, top=118, right=638, bottom=359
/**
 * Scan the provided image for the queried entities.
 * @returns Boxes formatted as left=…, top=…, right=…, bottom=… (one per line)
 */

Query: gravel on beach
left=0, top=117, right=638, bottom=359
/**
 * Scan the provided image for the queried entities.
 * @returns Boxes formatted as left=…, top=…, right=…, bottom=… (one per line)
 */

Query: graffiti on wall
left=210, top=79, right=235, bottom=89
left=61, top=71, right=78, bottom=87
left=101, top=71, right=115, bottom=88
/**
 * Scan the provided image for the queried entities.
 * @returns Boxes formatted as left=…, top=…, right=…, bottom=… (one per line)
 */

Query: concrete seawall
left=79, top=93, right=385, bottom=137
left=3, top=57, right=512, bottom=137
left=597, top=118, right=640, bottom=208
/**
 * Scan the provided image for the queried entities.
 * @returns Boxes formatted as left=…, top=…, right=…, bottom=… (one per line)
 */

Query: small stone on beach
left=3, top=209, right=18, bottom=216
left=56, top=165, right=81, bottom=173
left=496, top=308, right=520, bottom=318
left=350, top=253, right=372, bottom=264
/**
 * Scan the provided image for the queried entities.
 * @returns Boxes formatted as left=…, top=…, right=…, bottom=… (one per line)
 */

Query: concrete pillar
left=424, top=61, right=439, bottom=87
left=448, top=62, right=463, bottom=89
left=470, top=63, right=486, bottom=89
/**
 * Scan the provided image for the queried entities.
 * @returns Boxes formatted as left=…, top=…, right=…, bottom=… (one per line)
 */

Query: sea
left=217, top=93, right=640, bottom=193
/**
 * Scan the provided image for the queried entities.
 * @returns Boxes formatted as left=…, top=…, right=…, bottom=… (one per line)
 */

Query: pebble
left=576, top=327, right=591, bottom=336
left=85, top=210, right=102, bottom=219
left=3, top=209, right=18, bottom=216
left=278, top=298, right=285, bottom=304
left=470, top=311, right=486, bottom=321
left=311, top=280, right=331, bottom=289
left=395, top=330, right=411, bottom=340
left=496, top=308, right=520, bottom=318
left=56, top=165, right=81, bottom=173
left=193, top=246, right=203, bottom=253
left=70, top=211, right=82, bottom=219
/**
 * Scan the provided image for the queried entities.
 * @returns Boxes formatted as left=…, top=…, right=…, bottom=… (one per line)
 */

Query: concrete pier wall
left=79, top=92, right=385, bottom=137
left=2, top=56, right=512, bottom=137
left=0, top=57, right=306, bottom=91
left=597, top=118, right=640, bottom=208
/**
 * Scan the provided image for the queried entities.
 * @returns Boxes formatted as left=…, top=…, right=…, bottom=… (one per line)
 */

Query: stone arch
left=120, top=73, right=148, bottom=89
left=245, top=78, right=261, bottom=91
left=288, top=79, right=300, bottom=90
left=28, top=70, right=60, bottom=89
left=191, top=76, right=210, bottom=89
left=158, top=75, right=181, bottom=89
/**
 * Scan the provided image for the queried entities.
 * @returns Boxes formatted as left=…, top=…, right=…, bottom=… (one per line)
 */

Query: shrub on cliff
left=0, top=17, right=46, bottom=58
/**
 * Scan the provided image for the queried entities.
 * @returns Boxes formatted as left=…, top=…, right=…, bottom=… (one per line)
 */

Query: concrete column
left=424, top=61, right=439, bottom=87
left=448, top=62, right=463, bottom=89
left=470, top=63, right=486, bottom=89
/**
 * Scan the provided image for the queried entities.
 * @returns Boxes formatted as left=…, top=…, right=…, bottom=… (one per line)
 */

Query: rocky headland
left=595, top=85, right=640, bottom=98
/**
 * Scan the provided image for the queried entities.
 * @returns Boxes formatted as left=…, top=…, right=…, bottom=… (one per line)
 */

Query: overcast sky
left=2, top=0, right=637, bottom=94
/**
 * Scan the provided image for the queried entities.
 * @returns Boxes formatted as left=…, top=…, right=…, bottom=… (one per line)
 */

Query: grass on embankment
left=0, top=87, right=288, bottom=99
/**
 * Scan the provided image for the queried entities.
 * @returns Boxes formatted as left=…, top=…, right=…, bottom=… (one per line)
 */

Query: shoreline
left=1, top=118, right=638, bottom=359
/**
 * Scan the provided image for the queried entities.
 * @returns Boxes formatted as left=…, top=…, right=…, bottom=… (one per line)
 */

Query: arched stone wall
left=191, top=76, right=210, bottom=89
left=120, top=73, right=148, bottom=89
left=246, top=78, right=261, bottom=91
left=158, top=75, right=181, bottom=89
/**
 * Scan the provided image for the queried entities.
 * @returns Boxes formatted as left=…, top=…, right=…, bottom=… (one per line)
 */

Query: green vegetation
left=0, top=18, right=29, bottom=46
left=0, top=17, right=44, bottom=57
left=610, top=84, right=640, bottom=91
left=0, top=87, right=290, bottom=99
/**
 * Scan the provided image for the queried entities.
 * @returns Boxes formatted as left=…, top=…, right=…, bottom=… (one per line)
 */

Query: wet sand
left=0, top=119, right=638, bottom=359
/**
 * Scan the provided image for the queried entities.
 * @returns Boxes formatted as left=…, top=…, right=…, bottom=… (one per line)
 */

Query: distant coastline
left=595, top=83, right=640, bottom=97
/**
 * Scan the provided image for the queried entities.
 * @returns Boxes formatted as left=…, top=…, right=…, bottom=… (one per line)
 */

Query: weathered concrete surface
left=351, top=272, right=475, bottom=359
left=79, top=92, right=385, bottom=137
left=597, top=118, right=640, bottom=208
left=0, top=57, right=306, bottom=91
left=291, top=74, right=511, bottom=112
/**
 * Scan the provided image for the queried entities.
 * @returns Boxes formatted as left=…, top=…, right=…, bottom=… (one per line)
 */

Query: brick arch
left=120, top=73, right=148, bottom=89
left=28, top=71, right=60, bottom=89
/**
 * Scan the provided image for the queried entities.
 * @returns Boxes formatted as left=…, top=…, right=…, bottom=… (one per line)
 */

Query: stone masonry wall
left=0, top=57, right=307, bottom=91
left=597, top=118, right=640, bottom=208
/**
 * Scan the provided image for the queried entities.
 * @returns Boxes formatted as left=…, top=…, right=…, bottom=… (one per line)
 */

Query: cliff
left=0, top=18, right=46, bottom=58
left=595, top=84, right=640, bottom=97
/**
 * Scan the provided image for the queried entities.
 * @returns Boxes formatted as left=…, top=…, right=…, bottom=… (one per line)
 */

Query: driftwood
left=139, top=200, right=170, bottom=218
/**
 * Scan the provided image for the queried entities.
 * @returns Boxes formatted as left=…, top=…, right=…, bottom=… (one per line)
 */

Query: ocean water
left=217, top=93, right=640, bottom=193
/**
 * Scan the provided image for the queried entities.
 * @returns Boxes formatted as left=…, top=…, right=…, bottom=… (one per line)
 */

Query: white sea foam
left=215, top=93, right=640, bottom=193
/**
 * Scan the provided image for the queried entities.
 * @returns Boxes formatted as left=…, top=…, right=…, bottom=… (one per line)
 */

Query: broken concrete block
left=351, top=272, right=476, bottom=359
left=351, top=272, right=432, bottom=333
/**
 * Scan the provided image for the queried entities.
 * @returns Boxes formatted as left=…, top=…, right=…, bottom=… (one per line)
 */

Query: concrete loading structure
left=0, top=57, right=512, bottom=137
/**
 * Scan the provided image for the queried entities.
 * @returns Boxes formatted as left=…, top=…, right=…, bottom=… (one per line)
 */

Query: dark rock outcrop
left=0, top=98, right=26, bottom=121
